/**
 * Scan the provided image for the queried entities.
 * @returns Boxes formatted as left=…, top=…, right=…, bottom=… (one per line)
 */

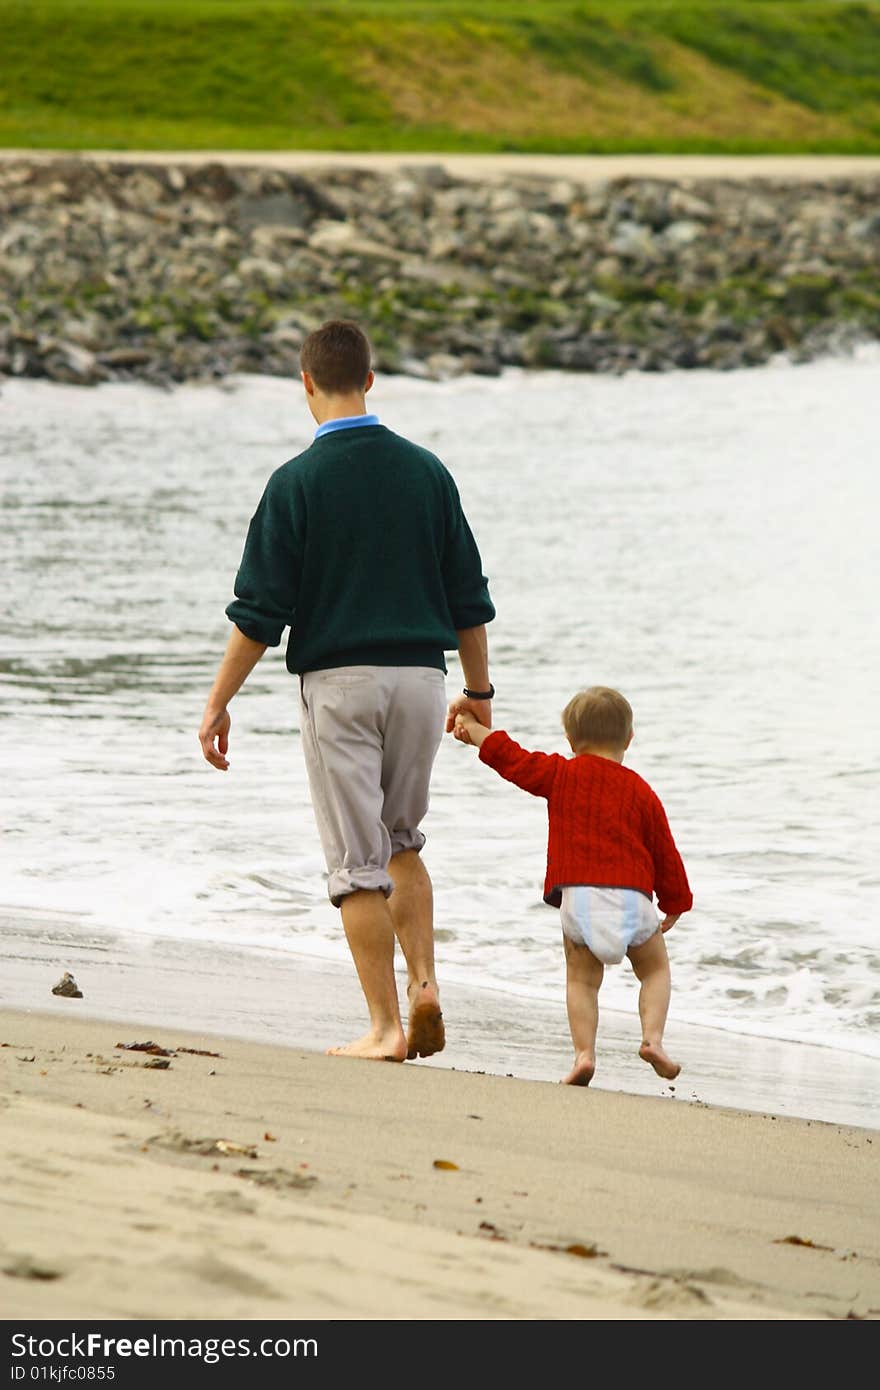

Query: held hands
left=199, top=705, right=231, bottom=771
left=451, top=710, right=490, bottom=748
left=445, top=695, right=492, bottom=735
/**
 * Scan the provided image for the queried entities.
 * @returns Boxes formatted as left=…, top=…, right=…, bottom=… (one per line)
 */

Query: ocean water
left=2, top=352, right=879, bottom=1066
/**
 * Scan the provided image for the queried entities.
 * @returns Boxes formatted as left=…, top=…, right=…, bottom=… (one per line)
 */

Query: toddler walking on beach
left=452, top=686, right=692, bottom=1086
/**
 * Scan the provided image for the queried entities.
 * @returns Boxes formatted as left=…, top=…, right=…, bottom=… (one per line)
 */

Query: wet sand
left=3, top=912, right=880, bottom=1132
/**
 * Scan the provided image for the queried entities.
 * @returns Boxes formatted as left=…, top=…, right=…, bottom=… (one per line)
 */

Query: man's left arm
left=446, top=623, right=493, bottom=732
left=441, top=474, right=496, bottom=730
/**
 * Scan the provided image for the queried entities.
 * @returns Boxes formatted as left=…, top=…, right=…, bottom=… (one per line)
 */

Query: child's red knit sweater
left=479, top=731, right=693, bottom=915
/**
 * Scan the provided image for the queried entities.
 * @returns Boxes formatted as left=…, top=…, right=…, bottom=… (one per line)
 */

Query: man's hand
left=197, top=627, right=267, bottom=772
left=660, top=913, right=680, bottom=933
left=199, top=705, right=231, bottom=771
left=445, top=695, right=492, bottom=734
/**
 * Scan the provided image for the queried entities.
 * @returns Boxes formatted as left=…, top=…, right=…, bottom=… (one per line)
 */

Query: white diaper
left=560, top=886, right=659, bottom=964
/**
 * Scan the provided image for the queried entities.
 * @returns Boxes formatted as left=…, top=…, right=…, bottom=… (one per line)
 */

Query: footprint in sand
left=148, top=1132, right=260, bottom=1159
left=629, top=1277, right=710, bottom=1310
left=186, top=1253, right=279, bottom=1300
left=205, top=1190, right=259, bottom=1215
left=235, top=1167, right=317, bottom=1191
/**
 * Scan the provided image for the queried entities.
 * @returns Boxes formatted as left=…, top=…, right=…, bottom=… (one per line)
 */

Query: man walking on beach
left=198, top=320, right=495, bottom=1062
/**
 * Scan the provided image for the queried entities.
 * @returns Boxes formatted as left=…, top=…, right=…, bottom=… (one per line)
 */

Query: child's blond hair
left=562, top=686, right=633, bottom=751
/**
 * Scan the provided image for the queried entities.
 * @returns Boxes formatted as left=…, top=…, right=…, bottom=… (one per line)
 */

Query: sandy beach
left=2, top=995, right=878, bottom=1323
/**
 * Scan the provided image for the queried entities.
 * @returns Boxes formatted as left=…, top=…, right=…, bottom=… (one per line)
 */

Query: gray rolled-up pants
left=299, top=665, right=447, bottom=906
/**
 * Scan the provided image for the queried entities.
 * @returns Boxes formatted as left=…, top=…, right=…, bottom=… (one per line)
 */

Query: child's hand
left=453, top=711, right=481, bottom=745
left=660, top=913, right=680, bottom=933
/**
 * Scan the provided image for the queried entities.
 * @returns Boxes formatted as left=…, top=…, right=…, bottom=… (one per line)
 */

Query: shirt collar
left=314, top=413, right=380, bottom=439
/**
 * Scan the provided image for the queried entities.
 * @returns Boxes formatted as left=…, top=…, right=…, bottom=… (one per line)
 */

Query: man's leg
left=381, top=668, right=447, bottom=1059
left=331, top=889, right=407, bottom=1062
left=627, top=930, right=681, bottom=1080
left=300, top=670, right=402, bottom=1060
left=387, top=849, right=444, bottom=1059
left=562, top=933, right=603, bottom=1085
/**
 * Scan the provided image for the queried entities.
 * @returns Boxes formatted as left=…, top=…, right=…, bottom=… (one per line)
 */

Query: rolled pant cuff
left=389, top=828, right=426, bottom=856
left=328, top=865, right=395, bottom=907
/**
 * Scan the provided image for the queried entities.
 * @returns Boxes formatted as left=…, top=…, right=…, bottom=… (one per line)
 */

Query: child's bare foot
left=327, top=1029, right=407, bottom=1062
left=562, top=1051, right=595, bottom=1086
left=639, top=1041, right=681, bottom=1080
left=406, top=980, right=445, bottom=1059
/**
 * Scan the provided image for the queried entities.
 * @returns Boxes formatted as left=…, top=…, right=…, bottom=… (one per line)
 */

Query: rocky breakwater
left=1, top=157, right=879, bottom=386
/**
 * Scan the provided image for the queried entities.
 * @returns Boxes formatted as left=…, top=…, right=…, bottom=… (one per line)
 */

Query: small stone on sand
left=51, top=972, right=83, bottom=999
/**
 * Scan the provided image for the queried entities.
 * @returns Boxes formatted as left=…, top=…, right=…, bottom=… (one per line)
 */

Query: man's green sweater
left=226, top=424, right=495, bottom=674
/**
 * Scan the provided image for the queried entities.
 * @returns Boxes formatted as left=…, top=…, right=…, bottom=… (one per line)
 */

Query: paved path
left=3, top=149, right=880, bottom=181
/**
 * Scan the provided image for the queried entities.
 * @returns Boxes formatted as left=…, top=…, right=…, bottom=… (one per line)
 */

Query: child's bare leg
left=628, top=931, right=680, bottom=1080
left=562, top=934, right=604, bottom=1085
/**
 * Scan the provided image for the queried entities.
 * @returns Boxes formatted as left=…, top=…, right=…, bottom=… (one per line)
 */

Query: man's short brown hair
left=562, top=686, right=633, bottom=751
left=300, top=320, right=372, bottom=394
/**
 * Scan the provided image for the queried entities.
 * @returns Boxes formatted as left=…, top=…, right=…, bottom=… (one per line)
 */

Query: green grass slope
left=2, top=1, right=880, bottom=153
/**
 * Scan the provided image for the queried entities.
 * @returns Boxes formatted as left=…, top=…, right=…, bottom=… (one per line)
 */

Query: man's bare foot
left=327, top=1029, right=407, bottom=1062
left=562, top=1052, right=595, bottom=1086
left=639, top=1041, right=681, bottom=1080
left=406, top=980, right=445, bottom=1059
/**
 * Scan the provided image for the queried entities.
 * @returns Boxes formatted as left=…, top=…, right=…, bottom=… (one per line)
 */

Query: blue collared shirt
left=314, top=414, right=380, bottom=439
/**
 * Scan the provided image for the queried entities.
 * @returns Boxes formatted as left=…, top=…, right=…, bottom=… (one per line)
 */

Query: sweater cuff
left=658, top=891, right=693, bottom=916
left=449, top=594, right=496, bottom=630
left=477, top=730, right=508, bottom=765
left=225, top=602, right=285, bottom=648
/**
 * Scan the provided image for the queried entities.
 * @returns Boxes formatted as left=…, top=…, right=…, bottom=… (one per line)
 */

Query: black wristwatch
left=462, top=685, right=495, bottom=700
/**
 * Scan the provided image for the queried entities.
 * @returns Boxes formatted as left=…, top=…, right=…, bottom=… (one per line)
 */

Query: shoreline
left=4, top=912, right=880, bottom=1132
left=2, top=1004, right=877, bottom=1321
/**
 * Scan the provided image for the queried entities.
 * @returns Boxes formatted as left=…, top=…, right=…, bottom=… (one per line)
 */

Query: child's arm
left=649, top=794, right=693, bottom=926
left=454, top=714, right=560, bottom=798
